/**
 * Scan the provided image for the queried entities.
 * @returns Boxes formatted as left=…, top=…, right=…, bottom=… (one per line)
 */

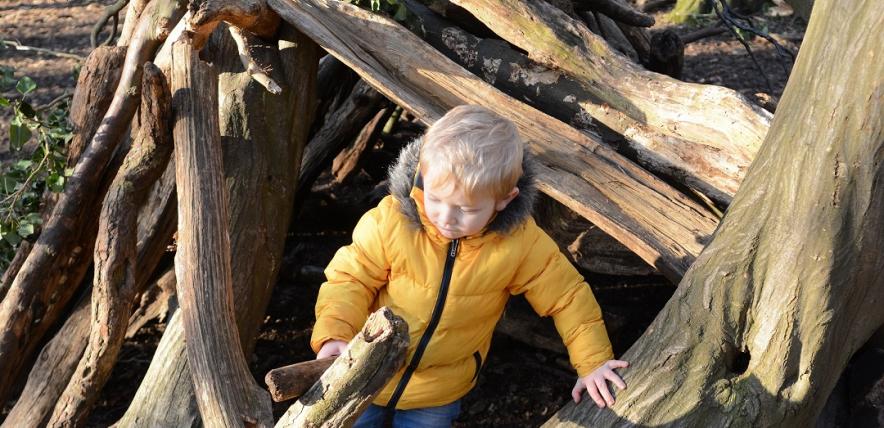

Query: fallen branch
left=187, top=0, right=280, bottom=49
left=0, top=40, right=84, bottom=60
left=91, top=0, right=128, bottom=47
left=296, top=79, right=387, bottom=206
left=275, top=307, right=409, bottom=427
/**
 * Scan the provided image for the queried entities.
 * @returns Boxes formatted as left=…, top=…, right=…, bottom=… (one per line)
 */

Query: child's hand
left=571, top=360, right=629, bottom=408
left=316, top=339, right=348, bottom=359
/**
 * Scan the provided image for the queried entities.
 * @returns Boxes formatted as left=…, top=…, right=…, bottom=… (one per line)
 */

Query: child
left=312, top=105, right=627, bottom=427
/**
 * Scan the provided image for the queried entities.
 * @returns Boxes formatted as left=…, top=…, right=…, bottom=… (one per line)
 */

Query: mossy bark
left=545, top=0, right=884, bottom=425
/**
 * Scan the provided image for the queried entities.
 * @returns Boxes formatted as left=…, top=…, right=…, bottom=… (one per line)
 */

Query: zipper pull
left=449, top=239, right=459, bottom=258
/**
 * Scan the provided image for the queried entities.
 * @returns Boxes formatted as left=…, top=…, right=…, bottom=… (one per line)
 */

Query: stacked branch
left=170, top=35, right=272, bottom=427
left=117, top=22, right=319, bottom=427
left=449, top=0, right=770, bottom=203
left=49, top=62, right=174, bottom=428
left=0, top=0, right=185, bottom=404
left=269, top=0, right=717, bottom=281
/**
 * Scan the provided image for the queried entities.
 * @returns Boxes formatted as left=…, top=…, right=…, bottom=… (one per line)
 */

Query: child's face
left=422, top=166, right=518, bottom=240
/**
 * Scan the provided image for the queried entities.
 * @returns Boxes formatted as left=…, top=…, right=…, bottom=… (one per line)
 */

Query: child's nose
left=440, top=206, right=457, bottom=226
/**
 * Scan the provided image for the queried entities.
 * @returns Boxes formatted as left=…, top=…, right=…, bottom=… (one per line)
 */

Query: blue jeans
left=352, top=401, right=461, bottom=428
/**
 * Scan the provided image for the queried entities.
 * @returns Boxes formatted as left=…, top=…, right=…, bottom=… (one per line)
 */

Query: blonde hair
left=420, top=105, right=523, bottom=200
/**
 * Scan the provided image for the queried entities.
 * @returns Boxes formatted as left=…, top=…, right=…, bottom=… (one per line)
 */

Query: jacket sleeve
left=310, top=196, right=393, bottom=353
left=508, top=220, right=614, bottom=377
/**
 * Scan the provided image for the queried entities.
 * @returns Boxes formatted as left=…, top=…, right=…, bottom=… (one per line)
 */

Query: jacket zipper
left=385, top=239, right=460, bottom=411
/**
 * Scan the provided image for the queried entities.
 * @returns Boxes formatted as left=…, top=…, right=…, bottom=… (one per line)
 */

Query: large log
left=545, top=0, right=884, bottom=424
left=0, top=0, right=185, bottom=404
left=449, top=0, right=771, bottom=203
left=170, top=35, right=272, bottom=427
left=268, top=0, right=718, bottom=281
left=117, top=23, right=318, bottom=426
left=275, top=307, right=409, bottom=427
left=48, top=62, right=173, bottom=428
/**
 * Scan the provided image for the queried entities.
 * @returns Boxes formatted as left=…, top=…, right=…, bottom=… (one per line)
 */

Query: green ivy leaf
left=17, top=222, right=34, bottom=238
left=9, top=118, right=32, bottom=150
left=15, top=76, right=36, bottom=95
left=2, top=229, right=21, bottom=247
left=47, top=173, right=65, bottom=192
left=0, top=97, right=9, bottom=107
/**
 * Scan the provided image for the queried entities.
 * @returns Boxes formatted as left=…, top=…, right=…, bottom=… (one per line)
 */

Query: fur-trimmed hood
left=387, top=138, right=538, bottom=236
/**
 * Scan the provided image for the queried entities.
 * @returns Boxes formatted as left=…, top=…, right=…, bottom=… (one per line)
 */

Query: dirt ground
left=2, top=1, right=856, bottom=427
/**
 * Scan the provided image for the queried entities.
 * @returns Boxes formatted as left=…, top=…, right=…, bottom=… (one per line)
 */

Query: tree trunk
left=544, top=0, right=884, bottom=425
left=269, top=0, right=719, bottom=282
left=170, top=35, right=273, bottom=427
left=117, top=22, right=318, bottom=427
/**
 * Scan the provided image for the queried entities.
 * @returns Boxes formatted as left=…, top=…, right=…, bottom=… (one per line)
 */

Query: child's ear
left=495, top=187, right=520, bottom=211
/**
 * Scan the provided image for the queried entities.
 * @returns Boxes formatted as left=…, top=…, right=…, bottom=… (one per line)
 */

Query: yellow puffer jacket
left=311, top=141, right=613, bottom=409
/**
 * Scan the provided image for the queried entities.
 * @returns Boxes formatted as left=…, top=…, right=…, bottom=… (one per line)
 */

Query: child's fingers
left=609, top=360, right=629, bottom=369
left=586, top=382, right=606, bottom=408
left=604, top=371, right=627, bottom=390
left=571, top=381, right=584, bottom=403
left=595, top=378, right=615, bottom=407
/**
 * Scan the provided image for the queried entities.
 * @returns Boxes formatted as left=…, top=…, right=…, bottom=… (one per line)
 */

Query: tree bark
left=449, top=0, right=771, bottom=203
left=269, top=0, right=718, bottom=281
left=117, top=23, right=318, bottom=427
left=544, top=0, right=884, bottom=424
left=48, top=62, right=173, bottom=428
left=0, top=0, right=184, bottom=405
left=275, top=307, right=409, bottom=427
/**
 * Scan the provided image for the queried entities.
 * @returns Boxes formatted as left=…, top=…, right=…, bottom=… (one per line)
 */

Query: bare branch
left=228, top=26, right=282, bottom=94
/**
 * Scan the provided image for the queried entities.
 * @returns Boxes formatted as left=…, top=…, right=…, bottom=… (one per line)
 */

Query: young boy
left=312, top=105, right=627, bottom=427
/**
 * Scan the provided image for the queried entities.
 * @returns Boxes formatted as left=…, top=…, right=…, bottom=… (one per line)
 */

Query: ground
left=0, top=1, right=836, bottom=427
